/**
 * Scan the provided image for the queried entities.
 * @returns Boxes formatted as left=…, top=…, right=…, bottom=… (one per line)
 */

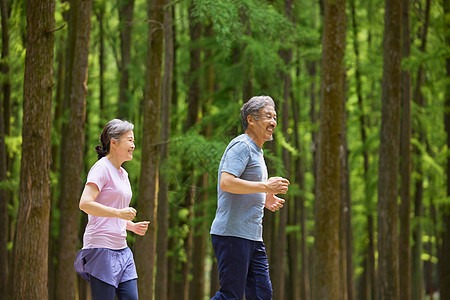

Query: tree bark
left=291, top=70, right=305, bottom=300
left=1, top=0, right=10, bottom=137
left=0, top=2, right=10, bottom=297
left=0, top=32, right=7, bottom=300
left=377, top=0, right=401, bottom=299
left=350, top=1, right=376, bottom=298
left=411, top=1, right=431, bottom=299
left=189, top=22, right=214, bottom=300
left=176, top=3, right=201, bottom=298
left=271, top=2, right=293, bottom=299
left=95, top=3, right=105, bottom=123
left=118, top=0, right=135, bottom=120
left=13, top=0, right=55, bottom=298
left=134, top=0, right=165, bottom=298
left=312, top=0, right=346, bottom=298
left=306, top=60, right=316, bottom=300
left=155, top=3, right=173, bottom=300
left=399, top=0, right=412, bottom=299
left=441, top=1, right=450, bottom=299
left=339, top=83, right=348, bottom=300
left=55, top=1, right=92, bottom=299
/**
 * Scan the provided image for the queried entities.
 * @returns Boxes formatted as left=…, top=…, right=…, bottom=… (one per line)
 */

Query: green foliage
left=3, top=0, right=450, bottom=296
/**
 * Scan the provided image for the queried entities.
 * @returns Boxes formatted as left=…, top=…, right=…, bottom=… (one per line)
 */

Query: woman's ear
left=110, top=138, right=118, bottom=148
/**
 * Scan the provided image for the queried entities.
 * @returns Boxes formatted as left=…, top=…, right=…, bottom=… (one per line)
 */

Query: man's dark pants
left=211, top=235, right=273, bottom=300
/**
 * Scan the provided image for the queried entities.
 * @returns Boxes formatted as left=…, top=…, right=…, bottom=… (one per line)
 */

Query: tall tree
left=339, top=81, right=349, bottom=300
left=134, top=0, right=165, bottom=298
left=377, top=0, right=401, bottom=299
left=95, top=2, right=106, bottom=123
left=55, top=0, right=92, bottom=299
left=271, top=2, right=293, bottom=299
left=0, top=1, right=9, bottom=295
left=411, top=1, right=431, bottom=298
left=399, top=0, right=412, bottom=298
left=1, top=0, right=10, bottom=138
left=0, top=36, right=7, bottom=300
left=0, top=2, right=11, bottom=296
left=12, top=0, right=55, bottom=298
left=189, top=22, right=214, bottom=300
left=155, top=2, right=174, bottom=300
left=118, top=0, right=135, bottom=119
left=441, top=0, right=450, bottom=299
left=312, top=0, right=346, bottom=299
left=176, top=3, right=201, bottom=298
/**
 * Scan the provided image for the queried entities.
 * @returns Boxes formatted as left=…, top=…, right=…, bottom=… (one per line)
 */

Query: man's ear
left=247, top=114, right=254, bottom=126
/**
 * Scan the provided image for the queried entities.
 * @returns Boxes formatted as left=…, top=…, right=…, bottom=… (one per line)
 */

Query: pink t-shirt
left=82, top=157, right=132, bottom=250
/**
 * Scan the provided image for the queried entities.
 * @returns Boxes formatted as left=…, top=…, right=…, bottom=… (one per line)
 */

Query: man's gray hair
left=240, top=96, right=275, bottom=131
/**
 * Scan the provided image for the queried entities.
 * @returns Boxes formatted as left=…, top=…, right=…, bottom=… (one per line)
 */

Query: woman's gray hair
left=95, top=119, right=134, bottom=159
left=240, top=96, right=275, bottom=131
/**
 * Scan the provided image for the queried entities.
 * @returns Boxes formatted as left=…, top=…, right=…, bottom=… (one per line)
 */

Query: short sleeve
left=86, top=163, right=108, bottom=193
left=221, top=141, right=250, bottom=178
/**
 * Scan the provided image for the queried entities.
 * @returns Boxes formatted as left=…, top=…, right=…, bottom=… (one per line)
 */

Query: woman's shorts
left=74, top=247, right=138, bottom=288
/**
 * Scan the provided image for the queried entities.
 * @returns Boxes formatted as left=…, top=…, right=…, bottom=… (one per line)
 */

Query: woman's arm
left=79, top=183, right=136, bottom=221
left=126, top=221, right=150, bottom=236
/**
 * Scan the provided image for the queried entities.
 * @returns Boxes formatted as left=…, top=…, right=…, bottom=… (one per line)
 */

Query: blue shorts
left=211, top=235, right=273, bottom=300
left=74, top=247, right=138, bottom=288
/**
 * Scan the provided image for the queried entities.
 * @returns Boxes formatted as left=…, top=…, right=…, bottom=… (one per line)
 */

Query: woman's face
left=113, top=130, right=135, bottom=162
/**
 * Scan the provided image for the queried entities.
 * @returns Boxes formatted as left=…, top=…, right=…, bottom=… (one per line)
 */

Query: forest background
left=1, top=0, right=450, bottom=299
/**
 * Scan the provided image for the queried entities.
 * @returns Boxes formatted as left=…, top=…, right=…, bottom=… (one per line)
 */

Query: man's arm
left=220, top=171, right=290, bottom=195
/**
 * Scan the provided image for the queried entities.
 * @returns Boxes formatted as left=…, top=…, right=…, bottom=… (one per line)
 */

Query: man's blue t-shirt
left=210, top=134, right=268, bottom=242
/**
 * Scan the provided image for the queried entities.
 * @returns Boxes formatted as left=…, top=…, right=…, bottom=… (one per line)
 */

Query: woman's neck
left=106, top=154, right=122, bottom=170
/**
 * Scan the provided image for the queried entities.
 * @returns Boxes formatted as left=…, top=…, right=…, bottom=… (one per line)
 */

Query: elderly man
left=210, top=96, right=290, bottom=300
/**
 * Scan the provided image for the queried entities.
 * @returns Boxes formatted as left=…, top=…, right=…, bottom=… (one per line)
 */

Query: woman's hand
left=117, top=207, right=137, bottom=221
left=127, top=221, right=150, bottom=236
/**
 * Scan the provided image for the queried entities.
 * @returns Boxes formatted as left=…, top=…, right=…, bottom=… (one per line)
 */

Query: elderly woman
left=74, top=119, right=149, bottom=300
left=210, top=96, right=290, bottom=300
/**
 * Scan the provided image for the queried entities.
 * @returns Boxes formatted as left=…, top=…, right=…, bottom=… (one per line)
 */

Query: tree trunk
left=12, top=1, right=55, bottom=299
left=0, top=2, right=10, bottom=296
left=0, top=36, right=7, bottom=300
left=0, top=2, right=11, bottom=297
left=96, top=3, right=105, bottom=123
left=350, top=1, right=376, bottom=298
left=118, top=0, right=135, bottom=120
left=399, top=0, right=412, bottom=299
left=176, top=3, right=201, bottom=299
left=340, top=78, right=354, bottom=300
left=339, top=88, right=348, bottom=300
left=287, top=83, right=302, bottom=299
left=55, top=1, right=92, bottom=299
left=155, top=3, right=173, bottom=300
left=134, top=0, right=165, bottom=298
left=441, top=1, right=450, bottom=298
left=1, top=0, right=10, bottom=137
left=189, top=22, right=214, bottom=300
left=312, top=0, right=346, bottom=298
left=377, top=0, right=401, bottom=299
left=412, top=2, right=431, bottom=299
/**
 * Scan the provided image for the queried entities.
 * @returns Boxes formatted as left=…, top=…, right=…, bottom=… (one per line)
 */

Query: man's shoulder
left=226, top=135, right=251, bottom=152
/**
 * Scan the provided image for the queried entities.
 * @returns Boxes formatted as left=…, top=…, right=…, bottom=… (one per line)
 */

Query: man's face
left=248, top=105, right=277, bottom=144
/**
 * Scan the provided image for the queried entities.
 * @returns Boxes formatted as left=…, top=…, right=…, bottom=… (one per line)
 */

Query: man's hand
left=265, top=194, right=285, bottom=212
left=127, top=221, right=150, bottom=236
left=264, top=177, right=290, bottom=194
